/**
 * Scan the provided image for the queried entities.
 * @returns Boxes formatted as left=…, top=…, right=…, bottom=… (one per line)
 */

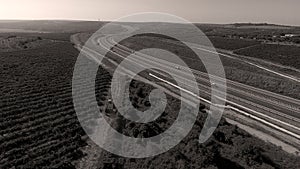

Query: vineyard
left=0, top=37, right=85, bottom=168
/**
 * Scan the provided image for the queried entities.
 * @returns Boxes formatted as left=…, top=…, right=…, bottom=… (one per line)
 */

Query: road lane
left=71, top=25, right=300, bottom=141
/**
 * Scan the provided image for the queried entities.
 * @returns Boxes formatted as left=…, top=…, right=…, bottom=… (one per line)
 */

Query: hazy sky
left=0, top=0, right=299, bottom=25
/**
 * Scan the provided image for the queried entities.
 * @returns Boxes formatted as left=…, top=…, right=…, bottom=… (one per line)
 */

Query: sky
left=0, top=0, right=299, bottom=26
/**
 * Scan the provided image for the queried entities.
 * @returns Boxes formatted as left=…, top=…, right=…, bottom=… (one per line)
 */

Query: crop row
left=0, top=64, right=113, bottom=168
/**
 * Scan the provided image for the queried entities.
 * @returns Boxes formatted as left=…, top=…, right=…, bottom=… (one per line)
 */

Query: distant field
left=0, top=20, right=105, bottom=33
left=0, top=32, right=72, bottom=41
left=226, top=24, right=292, bottom=30
left=201, top=23, right=300, bottom=45
left=0, top=28, right=44, bottom=33
left=208, top=36, right=260, bottom=50
left=234, top=44, right=300, bottom=69
left=0, top=36, right=52, bottom=52
left=236, top=25, right=291, bottom=29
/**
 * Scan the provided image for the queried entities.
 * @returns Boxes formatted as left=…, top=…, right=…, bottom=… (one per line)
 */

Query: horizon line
left=0, top=19, right=298, bottom=27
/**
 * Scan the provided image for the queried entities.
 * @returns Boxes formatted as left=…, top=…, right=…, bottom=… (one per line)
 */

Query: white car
left=211, top=83, right=217, bottom=87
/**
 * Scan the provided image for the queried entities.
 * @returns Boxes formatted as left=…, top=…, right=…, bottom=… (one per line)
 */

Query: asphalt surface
left=71, top=24, right=300, bottom=141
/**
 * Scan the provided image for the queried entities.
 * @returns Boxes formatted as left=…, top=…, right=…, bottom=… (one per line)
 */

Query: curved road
left=71, top=24, right=300, bottom=142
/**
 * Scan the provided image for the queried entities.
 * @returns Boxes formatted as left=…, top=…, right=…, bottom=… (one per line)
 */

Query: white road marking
left=76, top=32, right=300, bottom=140
left=149, top=73, right=300, bottom=140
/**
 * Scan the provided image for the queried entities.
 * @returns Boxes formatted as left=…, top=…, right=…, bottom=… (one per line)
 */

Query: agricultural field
left=0, top=34, right=86, bottom=168
left=234, top=44, right=300, bottom=70
left=208, top=36, right=260, bottom=50
left=198, top=23, right=300, bottom=44
left=0, top=20, right=105, bottom=33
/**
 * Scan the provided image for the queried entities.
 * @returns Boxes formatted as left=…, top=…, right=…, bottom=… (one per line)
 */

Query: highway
left=71, top=24, right=300, bottom=144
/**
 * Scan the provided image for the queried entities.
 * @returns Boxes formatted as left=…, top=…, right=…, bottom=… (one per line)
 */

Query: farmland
left=234, top=44, right=300, bottom=70
left=208, top=36, right=260, bottom=50
left=0, top=34, right=86, bottom=168
left=198, top=23, right=300, bottom=45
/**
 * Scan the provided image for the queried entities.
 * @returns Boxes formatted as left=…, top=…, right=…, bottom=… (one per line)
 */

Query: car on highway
left=211, top=83, right=217, bottom=87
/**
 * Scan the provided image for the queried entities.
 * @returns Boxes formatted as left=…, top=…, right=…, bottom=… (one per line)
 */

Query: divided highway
left=71, top=25, right=300, bottom=143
